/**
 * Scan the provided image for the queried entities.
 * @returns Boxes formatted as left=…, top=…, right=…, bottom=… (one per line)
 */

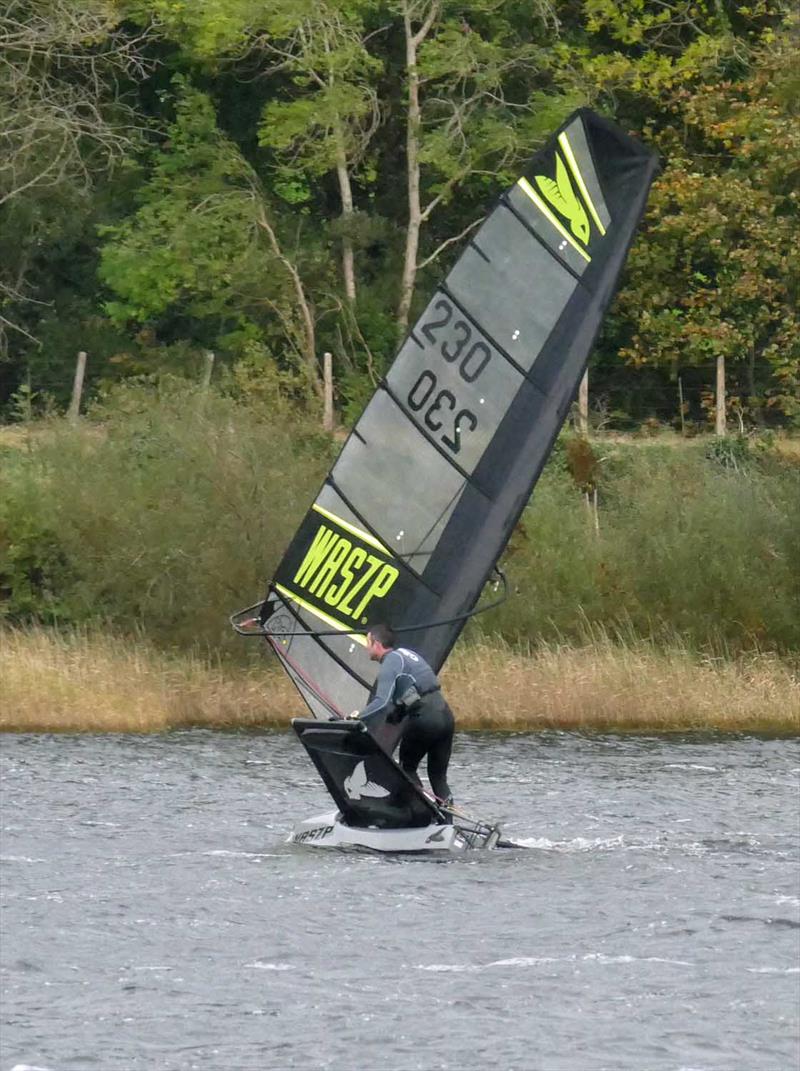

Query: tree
left=392, top=0, right=567, bottom=332
left=99, top=84, right=326, bottom=397
left=608, top=14, right=800, bottom=422
left=0, top=0, right=148, bottom=355
left=254, top=0, right=383, bottom=306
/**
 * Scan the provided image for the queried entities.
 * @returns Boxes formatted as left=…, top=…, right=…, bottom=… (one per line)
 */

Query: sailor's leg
left=426, top=703, right=454, bottom=803
left=398, top=725, right=426, bottom=791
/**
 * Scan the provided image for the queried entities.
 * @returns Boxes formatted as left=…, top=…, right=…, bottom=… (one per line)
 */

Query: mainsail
left=244, top=108, right=658, bottom=744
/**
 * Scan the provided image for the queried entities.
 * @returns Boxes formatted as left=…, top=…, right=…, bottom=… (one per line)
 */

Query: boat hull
left=289, top=811, right=469, bottom=852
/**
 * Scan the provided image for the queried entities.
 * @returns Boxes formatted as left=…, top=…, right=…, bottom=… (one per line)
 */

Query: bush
left=0, top=381, right=332, bottom=656
left=3, top=401, right=798, bottom=658
left=478, top=442, right=800, bottom=654
left=0, top=450, right=77, bottom=622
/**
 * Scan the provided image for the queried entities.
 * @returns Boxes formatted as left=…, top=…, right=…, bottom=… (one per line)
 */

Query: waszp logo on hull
left=293, top=824, right=334, bottom=844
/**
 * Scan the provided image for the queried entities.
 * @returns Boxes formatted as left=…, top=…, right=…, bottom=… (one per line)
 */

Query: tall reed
left=443, top=632, right=800, bottom=735
left=2, top=627, right=796, bottom=735
left=0, top=627, right=303, bottom=733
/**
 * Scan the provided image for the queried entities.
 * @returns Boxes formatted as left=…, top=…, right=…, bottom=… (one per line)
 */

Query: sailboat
left=232, top=108, right=658, bottom=852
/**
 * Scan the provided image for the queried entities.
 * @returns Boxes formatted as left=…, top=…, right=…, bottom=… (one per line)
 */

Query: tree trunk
left=256, top=206, right=322, bottom=399
left=397, top=2, right=439, bottom=335
left=716, top=354, right=727, bottom=436
left=397, top=7, right=423, bottom=336
left=323, top=351, right=334, bottom=431
left=334, top=129, right=357, bottom=304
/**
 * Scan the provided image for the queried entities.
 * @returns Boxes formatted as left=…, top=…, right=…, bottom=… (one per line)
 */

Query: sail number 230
left=407, top=298, right=490, bottom=455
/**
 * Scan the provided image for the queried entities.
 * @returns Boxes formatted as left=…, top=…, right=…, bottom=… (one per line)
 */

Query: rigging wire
left=264, top=634, right=344, bottom=719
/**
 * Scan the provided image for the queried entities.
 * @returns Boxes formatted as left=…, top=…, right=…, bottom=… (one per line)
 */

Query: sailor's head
left=366, top=623, right=396, bottom=661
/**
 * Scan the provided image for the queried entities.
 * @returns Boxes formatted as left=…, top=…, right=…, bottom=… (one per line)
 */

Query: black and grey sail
left=248, top=108, right=658, bottom=744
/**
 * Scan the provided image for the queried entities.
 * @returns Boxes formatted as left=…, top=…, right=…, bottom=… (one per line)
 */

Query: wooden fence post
left=678, top=376, right=685, bottom=436
left=323, top=351, right=334, bottom=432
left=716, top=354, right=727, bottom=436
left=578, top=368, right=589, bottom=437
left=67, top=351, right=87, bottom=423
left=201, top=351, right=215, bottom=390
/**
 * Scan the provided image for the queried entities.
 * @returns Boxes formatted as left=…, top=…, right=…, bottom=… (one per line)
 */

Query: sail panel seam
left=324, top=473, right=438, bottom=594
left=378, top=381, right=495, bottom=503
left=499, top=196, right=585, bottom=285
left=274, top=583, right=368, bottom=645
left=436, top=280, right=568, bottom=390
left=437, top=282, right=528, bottom=379
left=516, top=177, right=591, bottom=263
left=469, top=240, right=492, bottom=264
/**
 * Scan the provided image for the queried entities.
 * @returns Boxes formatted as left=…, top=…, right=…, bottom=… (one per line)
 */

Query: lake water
left=1, top=730, right=798, bottom=1071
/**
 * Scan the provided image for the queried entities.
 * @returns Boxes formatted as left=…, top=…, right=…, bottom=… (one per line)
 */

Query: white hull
left=289, top=811, right=495, bottom=852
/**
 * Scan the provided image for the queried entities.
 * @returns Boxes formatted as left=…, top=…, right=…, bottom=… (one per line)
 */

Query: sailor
left=349, top=623, right=455, bottom=807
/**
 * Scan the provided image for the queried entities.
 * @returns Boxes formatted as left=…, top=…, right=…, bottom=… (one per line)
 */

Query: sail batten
left=253, top=108, right=658, bottom=740
left=437, top=281, right=531, bottom=379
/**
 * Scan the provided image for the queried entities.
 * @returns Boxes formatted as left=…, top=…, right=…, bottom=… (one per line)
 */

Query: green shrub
left=479, top=442, right=800, bottom=654
left=0, top=447, right=79, bottom=622
left=0, top=381, right=331, bottom=656
left=2, top=400, right=798, bottom=658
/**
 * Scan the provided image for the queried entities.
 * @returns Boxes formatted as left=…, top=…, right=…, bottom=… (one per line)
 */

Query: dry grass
left=0, top=627, right=304, bottom=733
left=775, top=436, right=800, bottom=460
left=444, top=637, right=800, bottom=734
left=1, top=627, right=798, bottom=735
left=0, top=421, right=106, bottom=450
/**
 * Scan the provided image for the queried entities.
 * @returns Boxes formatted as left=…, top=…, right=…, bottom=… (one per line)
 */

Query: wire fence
left=1, top=350, right=791, bottom=432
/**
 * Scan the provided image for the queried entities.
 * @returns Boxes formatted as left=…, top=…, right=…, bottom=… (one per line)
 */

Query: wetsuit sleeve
left=359, top=651, right=403, bottom=723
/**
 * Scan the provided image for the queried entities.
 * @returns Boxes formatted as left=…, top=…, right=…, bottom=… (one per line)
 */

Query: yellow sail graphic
left=535, top=153, right=590, bottom=244
left=557, top=132, right=607, bottom=237
left=275, top=584, right=368, bottom=646
left=517, top=175, right=591, bottom=263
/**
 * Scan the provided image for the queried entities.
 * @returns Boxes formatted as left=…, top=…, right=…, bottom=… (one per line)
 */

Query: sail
left=256, top=108, right=658, bottom=739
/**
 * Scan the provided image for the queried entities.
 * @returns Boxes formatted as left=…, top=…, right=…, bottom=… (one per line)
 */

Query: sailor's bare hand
left=347, top=710, right=361, bottom=719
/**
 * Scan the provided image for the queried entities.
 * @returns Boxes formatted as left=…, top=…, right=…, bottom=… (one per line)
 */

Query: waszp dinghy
left=233, top=108, right=658, bottom=851
left=289, top=720, right=509, bottom=851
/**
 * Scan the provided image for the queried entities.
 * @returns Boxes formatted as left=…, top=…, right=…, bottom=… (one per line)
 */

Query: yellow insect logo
left=535, top=152, right=590, bottom=245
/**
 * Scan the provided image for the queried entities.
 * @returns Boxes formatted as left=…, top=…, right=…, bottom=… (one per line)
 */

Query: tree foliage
left=605, top=12, right=799, bottom=419
left=0, top=0, right=148, bottom=356
left=0, top=0, right=797, bottom=424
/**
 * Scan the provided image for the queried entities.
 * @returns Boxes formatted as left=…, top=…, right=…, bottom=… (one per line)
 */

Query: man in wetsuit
left=350, top=623, right=455, bottom=807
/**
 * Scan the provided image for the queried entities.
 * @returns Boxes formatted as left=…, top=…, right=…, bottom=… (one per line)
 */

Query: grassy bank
left=2, top=383, right=799, bottom=659
left=2, top=628, right=797, bottom=735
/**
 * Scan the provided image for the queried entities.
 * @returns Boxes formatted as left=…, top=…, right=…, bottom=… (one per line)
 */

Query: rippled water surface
left=2, top=731, right=799, bottom=1071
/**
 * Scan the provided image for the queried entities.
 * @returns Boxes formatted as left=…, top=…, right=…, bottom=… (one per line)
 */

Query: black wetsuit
left=360, top=647, right=454, bottom=804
